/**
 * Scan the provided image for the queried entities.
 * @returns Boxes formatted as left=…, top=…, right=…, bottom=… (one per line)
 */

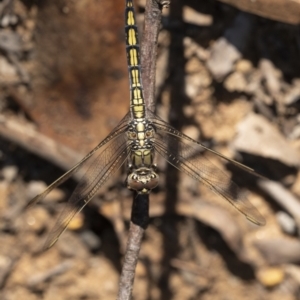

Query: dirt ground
left=0, top=0, right=300, bottom=299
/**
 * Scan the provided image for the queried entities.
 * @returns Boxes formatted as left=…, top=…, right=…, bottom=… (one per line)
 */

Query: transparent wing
left=152, top=115, right=265, bottom=226
left=148, top=110, right=266, bottom=179
left=44, top=134, right=130, bottom=249
left=27, top=111, right=131, bottom=208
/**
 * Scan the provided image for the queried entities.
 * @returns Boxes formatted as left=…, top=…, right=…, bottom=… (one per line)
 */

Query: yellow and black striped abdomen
left=125, top=0, right=145, bottom=119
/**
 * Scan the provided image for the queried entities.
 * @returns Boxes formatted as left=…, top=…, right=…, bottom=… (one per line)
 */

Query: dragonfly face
left=127, top=167, right=159, bottom=194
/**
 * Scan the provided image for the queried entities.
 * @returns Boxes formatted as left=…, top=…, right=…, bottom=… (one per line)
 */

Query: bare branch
left=141, top=0, right=168, bottom=112
left=117, top=194, right=149, bottom=300
left=0, top=114, right=82, bottom=172
left=117, top=0, right=165, bottom=298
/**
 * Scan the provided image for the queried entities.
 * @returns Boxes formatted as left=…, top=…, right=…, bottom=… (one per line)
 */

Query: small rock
left=256, top=267, right=285, bottom=287
left=254, top=89, right=273, bottom=105
left=137, top=0, right=146, bottom=8
left=26, top=181, right=47, bottom=200
left=26, top=206, right=49, bottom=233
left=183, top=6, right=212, bottom=26
left=185, top=57, right=204, bottom=74
left=80, top=230, right=101, bottom=251
left=46, top=188, right=65, bottom=203
left=136, top=260, right=147, bottom=277
left=67, top=212, right=84, bottom=231
left=57, top=232, right=89, bottom=258
left=1, top=14, right=18, bottom=27
left=235, top=59, right=253, bottom=73
left=2, top=165, right=18, bottom=182
left=26, top=181, right=65, bottom=202
left=232, top=113, right=300, bottom=168
left=285, top=265, right=300, bottom=285
left=283, top=85, right=300, bottom=105
left=182, top=125, right=200, bottom=141
left=27, top=261, right=73, bottom=289
left=224, top=72, right=247, bottom=92
left=0, top=56, right=17, bottom=82
left=290, top=133, right=300, bottom=148
left=184, top=37, right=197, bottom=59
left=259, top=59, right=282, bottom=97
left=185, top=79, right=199, bottom=99
left=276, top=211, right=296, bottom=235
left=184, top=37, right=209, bottom=61
left=183, top=105, right=195, bottom=118
left=206, top=38, right=241, bottom=80
left=207, top=13, right=254, bottom=80
left=185, top=59, right=212, bottom=99
left=194, top=46, right=210, bottom=62
left=0, top=30, right=22, bottom=53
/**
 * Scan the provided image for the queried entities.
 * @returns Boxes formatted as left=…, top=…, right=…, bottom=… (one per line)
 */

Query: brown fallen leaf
left=218, top=0, right=300, bottom=25
left=232, top=113, right=300, bottom=168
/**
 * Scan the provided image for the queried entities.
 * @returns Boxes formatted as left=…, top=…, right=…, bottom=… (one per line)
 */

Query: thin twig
left=0, top=114, right=82, bottom=172
left=141, top=0, right=169, bottom=113
left=117, top=194, right=149, bottom=300
left=117, top=0, right=167, bottom=299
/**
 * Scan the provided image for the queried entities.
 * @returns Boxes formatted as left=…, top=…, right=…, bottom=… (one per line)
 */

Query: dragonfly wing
left=43, top=134, right=129, bottom=249
left=27, top=112, right=131, bottom=208
left=154, top=126, right=265, bottom=226
left=148, top=110, right=266, bottom=179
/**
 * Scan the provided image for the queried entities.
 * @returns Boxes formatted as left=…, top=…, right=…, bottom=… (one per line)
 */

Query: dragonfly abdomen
left=125, top=0, right=145, bottom=119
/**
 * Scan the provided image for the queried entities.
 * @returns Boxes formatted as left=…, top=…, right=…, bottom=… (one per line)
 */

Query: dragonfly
left=28, top=0, right=265, bottom=250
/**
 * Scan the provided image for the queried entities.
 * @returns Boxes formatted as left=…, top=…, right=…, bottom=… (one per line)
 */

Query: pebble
left=224, top=72, right=247, bottom=92
left=276, top=211, right=296, bottom=235
left=184, top=37, right=209, bottom=61
left=185, top=57, right=204, bottom=74
left=2, top=165, right=18, bottom=183
left=57, top=232, right=89, bottom=258
left=183, top=105, right=195, bottom=118
left=26, top=180, right=65, bottom=202
left=235, top=59, right=253, bottom=73
left=182, top=125, right=200, bottom=141
left=26, top=207, right=49, bottom=233
left=256, top=267, right=285, bottom=287
left=67, top=212, right=84, bottom=231
left=206, top=38, right=241, bottom=80
left=283, top=85, right=300, bottom=105
left=183, top=6, right=213, bottom=26
left=80, top=230, right=101, bottom=251
left=26, top=181, right=47, bottom=200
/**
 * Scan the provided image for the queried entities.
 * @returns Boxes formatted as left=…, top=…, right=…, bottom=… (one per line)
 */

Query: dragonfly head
left=127, top=167, right=159, bottom=194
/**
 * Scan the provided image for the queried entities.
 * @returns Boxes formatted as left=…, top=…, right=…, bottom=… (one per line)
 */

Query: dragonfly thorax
left=127, top=119, right=156, bottom=168
left=126, top=119, right=158, bottom=193
left=127, top=167, right=159, bottom=194
left=127, top=119, right=155, bottom=142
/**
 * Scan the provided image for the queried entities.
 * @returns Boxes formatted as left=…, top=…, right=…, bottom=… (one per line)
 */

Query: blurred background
left=0, top=0, right=300, bottom=299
